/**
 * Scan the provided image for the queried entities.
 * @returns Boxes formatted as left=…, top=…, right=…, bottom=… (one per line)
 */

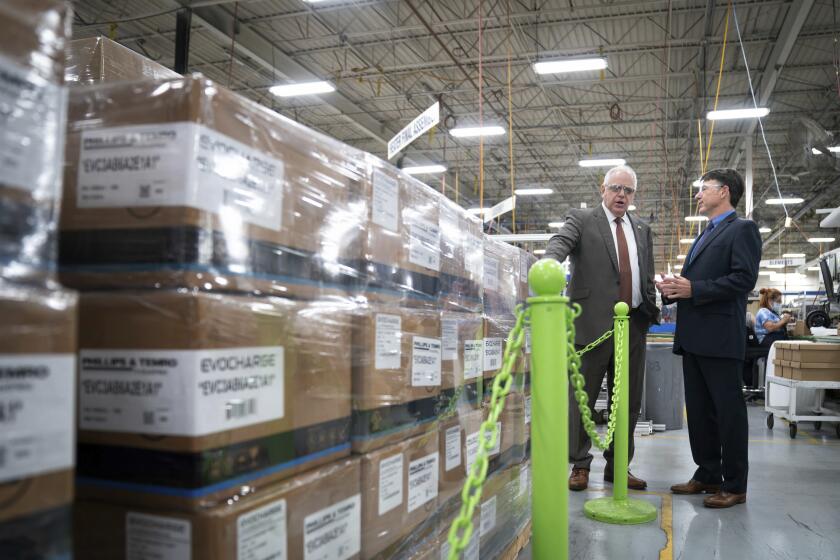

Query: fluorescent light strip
left=782, top=253, right=805, bottom=258
left=403, top=165, right=447, bottom=175
left=548, top=222, right=565, bottom=228
left=533, top=249, right=546, bottom=255
left=811, top=146, right=840, bottom=155
left=765, top=264, right=785, bottom=269
left=450, top=126, right=506, bottom=138
left=758, top=271, right=772, bottom=276
left=467, top=208, right=488, bottom=215
left=679, top=238, right=695, bottom=244
left=759, top=227, right=772, bottom=233
left=808, top=237, right=835, bottom=243
left=692, top=179, right=703, bottom=187
left=269, top=81, right=335, bottom=97
left=534, top=57, right=607, bottom=74
left=676, top=254, right=686, bottom=260
left=489, top=233, right=555, bottom=242
left=578, top=158, right=626, bottom=167
left=706, top=107, right=769, bottom=120
left=766, top=197, right=804, bottom=205
left=628, top=205, right=637, bottom=211
left=514, top=188, right=553, bottom=196
left=684, top=216, right=709, bottom=222
left=807, top=266, right=821, bottom=271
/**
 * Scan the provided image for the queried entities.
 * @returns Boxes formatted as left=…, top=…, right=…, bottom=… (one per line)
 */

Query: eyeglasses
left=698, top=183, right=726, bottom=193
left=605, top=184, right=636, bottom=195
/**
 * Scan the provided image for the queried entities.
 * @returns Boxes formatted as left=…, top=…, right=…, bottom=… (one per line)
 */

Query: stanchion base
left=583, top=497, right=657, bottom=525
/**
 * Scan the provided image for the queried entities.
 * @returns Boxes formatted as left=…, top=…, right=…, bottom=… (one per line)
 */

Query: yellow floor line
left=659, top=493, right=673, bottom=560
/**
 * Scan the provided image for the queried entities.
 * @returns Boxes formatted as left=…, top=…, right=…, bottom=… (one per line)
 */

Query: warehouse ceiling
left=71, top=0, right=840, bottom=270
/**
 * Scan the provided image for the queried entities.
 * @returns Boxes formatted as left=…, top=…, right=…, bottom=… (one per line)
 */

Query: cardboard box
left=0, top=284, right=77, bottom=524
left=777, top=361, right=840, bottom=382
left=59, top=75, right=367, bottom=298
left=773, top=342, right=840, bottom=363
left=439, top=196, right=483, bottom=313
left=483, top=236, right=518, bottom=318
left=360, top=430, right=439, bottom=559
left=483, top=316, right=515, bottom=379
left=352, top=305, right=441, bottom=453
left=792, top=320, right=811, bottom=338
left=0, top=1, right=70, bottom=284
left=76, top=291, right=352, bottom=509
left=65, top=36, right=180, bottom=84
left=437, top=506, right=479, bottom=560
left=356, top=161, right=441, bottom=308
left=75, top=456, right=362, bottom=560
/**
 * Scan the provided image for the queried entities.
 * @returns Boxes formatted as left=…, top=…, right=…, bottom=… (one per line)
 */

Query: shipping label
left=483, top=338, right=502, bottom=372
left=525, top=395, right=531, bottom=425
left=0, top=54, right=66, bottom=196
left=126, top=513, right=191, bottom=560
left=371, top=169, right=399, bottom=232
left=374, top=314, right=401, bottom=370
left=439, top=202, right=461, bottom=259
left=463, top=340, right=483, bottom=380
left=440, top=318, right=458, bottom=361
left=444, top=425, right=462, bottom=471
left=465, top=431, right=479, bottom=473
left=464, top=234, right=484, bottom=278
left=77, top=122, right=284, bottom=231
left=303, top=494, right=361, bottom=560
left=408, top=217, right=441, bottom=271
left=79, top=347, right=284, bottom=436
left=378, top=453, right=404, bottom=516
left=407, top=452, right=439, bottom=512
left=483, top=256, right=499, bottom=292
left=411, top=336, right=441, bottom=387
left=238, top=499, right=287, bottom=560
left=479, top=496, right=497, bottom=537
left=0, top=354, right=75, bottom=484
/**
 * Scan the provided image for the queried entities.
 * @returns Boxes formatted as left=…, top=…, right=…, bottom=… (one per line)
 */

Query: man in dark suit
left=546, top=165, right=659, bottom=491
left=658, top=168, right=761, bottom=508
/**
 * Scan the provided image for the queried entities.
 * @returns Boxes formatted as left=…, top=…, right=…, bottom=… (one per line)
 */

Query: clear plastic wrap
left=75, top=456, right=362, bottom=560
left=440, top=196, right=483, bottom=313
left=65, top=36, right=181, bottom=84
left=0, top=0, right=70, bottom=285
left=478, top=463, right=532, bottom=559
left=75, top=290, right=354, bottom=510
left=0, top=281, right=77, bottom=554
left=59, top=74, right=367, bottom=298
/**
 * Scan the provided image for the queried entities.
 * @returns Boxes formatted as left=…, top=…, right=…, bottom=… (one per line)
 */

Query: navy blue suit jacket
left=665, top=213, right=762, bottom=360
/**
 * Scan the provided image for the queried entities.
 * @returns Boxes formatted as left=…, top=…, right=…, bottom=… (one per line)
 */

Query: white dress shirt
left=601, top=202, right=642, bottom=308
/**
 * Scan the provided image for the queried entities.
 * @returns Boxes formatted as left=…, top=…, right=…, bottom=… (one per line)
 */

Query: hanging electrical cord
left=506, top=0, right=516, bottom=233
left=703, top=2, right=731, bottom=172
left=732, top=4, right=789, bottom=221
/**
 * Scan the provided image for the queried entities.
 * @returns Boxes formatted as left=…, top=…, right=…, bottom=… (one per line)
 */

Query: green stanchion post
left=583, top=302, right=657, bottom=524
left=527, top=259, right=569, bottom=560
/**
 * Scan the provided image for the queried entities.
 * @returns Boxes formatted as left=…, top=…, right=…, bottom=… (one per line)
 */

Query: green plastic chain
left=446, top=304, right=528, bottom=560
left=567, top=303, right=625, bottom=451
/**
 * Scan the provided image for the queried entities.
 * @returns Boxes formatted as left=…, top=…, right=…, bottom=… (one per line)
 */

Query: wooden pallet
left=498, top=521, right=532, bottom=560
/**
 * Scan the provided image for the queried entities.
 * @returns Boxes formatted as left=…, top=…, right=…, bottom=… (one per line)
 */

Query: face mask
left=771, top=303, right=782, bottom=314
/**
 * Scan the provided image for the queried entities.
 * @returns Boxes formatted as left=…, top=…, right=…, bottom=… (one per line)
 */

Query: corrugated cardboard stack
left=0, top=3, right=76, bottom=559
left=772, top=341, right=840, bottom=381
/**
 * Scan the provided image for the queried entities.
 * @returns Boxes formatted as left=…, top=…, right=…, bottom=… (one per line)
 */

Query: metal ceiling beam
left=175, top=2, right=395, bottom=146
left=761, top=178, right=840, bottom=249
left=726, top=0, right=816, bottom=168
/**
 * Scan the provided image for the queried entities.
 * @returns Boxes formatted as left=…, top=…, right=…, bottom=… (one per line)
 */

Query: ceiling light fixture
left=808, top=237, right=835, bottom=243
left=706, top=107, right=769, bottom=120
left=684, top=216, right=709, bottom=222
left=533, top=249, right=546, bottom=255
left=692, top=179, right=703, bottom=187
left=680, top=238, right=695, bottom=244
left=628, top=204, right=637, bottom=211
left=766, top=197, right=804, bottom=205
left=759, top=227, right=772, bottom=233
left=514, top=188, right=553, bottom=196
left=467, top=208, right=488, bottom=215
left=548, top=222, right=565, bottom=228
left=403, top=164, right=447, bottom=175
left=758, top=271, right=772, bottom=276
left=677, top=254, right=686, bottom=260
left=269, top=81, right=335, bottom=97
left=807, top=266, right=821, bottom=271
left=782, top=253, right=806, bottom=258
left=811, top=146, right=840, bottom=155
left=534, top=57, right=607, bottom=74
left=490, top=233, right=555, bottom=242
left=449, top=125, right=506, bottom=138
left=578, top=158, right=626, bottom=167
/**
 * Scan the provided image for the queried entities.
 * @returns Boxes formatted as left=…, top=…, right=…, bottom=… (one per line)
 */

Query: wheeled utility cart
left=765, top=376, right=840, bottom=439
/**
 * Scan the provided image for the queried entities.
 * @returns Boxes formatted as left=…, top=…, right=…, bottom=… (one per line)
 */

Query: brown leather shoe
left=670, top=479, right=721, bottom=495
left=604, top=470, right=647, bottom=490
left=569, top=468, right=589, bottom=491
left=703, top=491, right=747, bottom=508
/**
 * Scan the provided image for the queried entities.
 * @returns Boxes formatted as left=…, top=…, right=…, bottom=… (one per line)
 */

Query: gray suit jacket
left=545, top=206, right=659, bottom=345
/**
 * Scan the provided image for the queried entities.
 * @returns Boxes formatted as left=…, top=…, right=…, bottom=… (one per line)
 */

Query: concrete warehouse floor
left=518, top=403, right=840, bottom=560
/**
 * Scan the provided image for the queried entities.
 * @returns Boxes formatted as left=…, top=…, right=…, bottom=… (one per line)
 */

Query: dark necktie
left=689, top=221, right=716, bottom=263
left=614, top=217, right=632, bottom=307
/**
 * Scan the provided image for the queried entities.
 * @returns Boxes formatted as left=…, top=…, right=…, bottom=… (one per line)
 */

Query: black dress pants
left=682, top=352, right=749, bottom=493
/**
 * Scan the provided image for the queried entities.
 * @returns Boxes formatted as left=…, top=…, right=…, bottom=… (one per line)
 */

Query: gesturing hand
left=657, top=275, right=692, bottom=299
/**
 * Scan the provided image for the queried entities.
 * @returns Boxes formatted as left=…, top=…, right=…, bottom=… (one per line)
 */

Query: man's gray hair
left=603, top=165, right=638, bottom=188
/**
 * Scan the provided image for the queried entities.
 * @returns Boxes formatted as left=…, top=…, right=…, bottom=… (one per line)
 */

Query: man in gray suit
left=545, top=165, right=658, bottom=491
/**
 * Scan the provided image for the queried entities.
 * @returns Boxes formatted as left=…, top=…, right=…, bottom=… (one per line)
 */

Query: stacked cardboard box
left=772, top=341, right=840, bottom=381
left=65, top=36, right=180, bottom=84
left=0, top=3, right=76, bottom=558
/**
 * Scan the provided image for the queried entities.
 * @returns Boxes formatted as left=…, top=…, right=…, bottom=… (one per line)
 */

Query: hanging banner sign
left=484, top=196, right=516, bottom=223
left=760, top=257, right=806, bottom=268
left=388, top=102, right=440, bottom=160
